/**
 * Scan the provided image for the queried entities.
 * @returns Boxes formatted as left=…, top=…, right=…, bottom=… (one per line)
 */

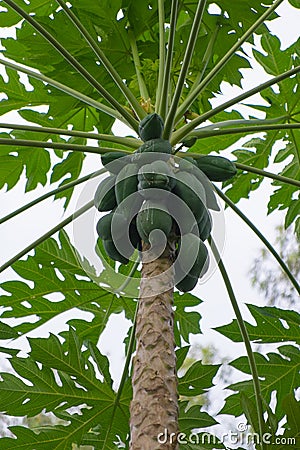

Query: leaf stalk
left=210, top=237, right=266, bottom=450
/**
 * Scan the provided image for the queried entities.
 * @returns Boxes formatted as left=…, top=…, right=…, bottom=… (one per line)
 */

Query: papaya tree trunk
left=130, top=241, right=179, bottom=449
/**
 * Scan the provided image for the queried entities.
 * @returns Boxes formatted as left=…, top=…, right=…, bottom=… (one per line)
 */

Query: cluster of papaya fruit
left=94, top=113, right=237, bottom=292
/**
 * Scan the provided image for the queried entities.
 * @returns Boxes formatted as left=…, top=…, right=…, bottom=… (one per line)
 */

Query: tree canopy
left=0, top=0, right=299, bottom=448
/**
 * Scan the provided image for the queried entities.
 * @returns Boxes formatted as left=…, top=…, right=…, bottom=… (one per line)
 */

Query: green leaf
left=174, top=292, right=202, bottom=345
left=51, top=150, right=85, bottom=207
left=0, top=328, right=130, bottom=448
left=240, top=392, right=260, bottom=434
left=178, top=361, right=220, bottom=397
left=0, top=231, right=134, bottom=340
left=179, top=401, right=218, bottom=432
left=253, top=33, right=292, bottom=77
left=282, top=394, right=300, bottom=435
left=221, top=345, right=300, bottom=419
left=0, top=68, right=50, bottom=117
left=0, top=321, right=20, bottom=339
left=224, top=134, right=280, bottom=202
left=87, top=340, right=113, bottom=387
left=0, top=155, right=23, bottom=190
left=176, top=346, right=191, bottom=370
left=215, top=304, right=300, bottom=344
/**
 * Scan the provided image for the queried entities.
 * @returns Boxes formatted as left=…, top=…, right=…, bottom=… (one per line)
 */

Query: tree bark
left=130, top=241, right=179, bottom=450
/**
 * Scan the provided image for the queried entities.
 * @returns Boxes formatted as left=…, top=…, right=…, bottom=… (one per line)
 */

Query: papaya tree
left=0, top=0, right=299, bottom=449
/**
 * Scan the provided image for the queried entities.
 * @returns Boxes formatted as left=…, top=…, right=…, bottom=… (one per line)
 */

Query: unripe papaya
left=178, top=157, right=197, bottom=173
left=102, top=239, right=130, bottom=264
left=96, top=211, right=128, bottom=241
left=136, top=200, right=173, bottom=243
left=195, top=155, right=237, bottom=181
left=177, top=233, right=209, bottom=279
left=101, top=151, right=129, bottom=174
left=172, top=171, right=207, bottom=222
left=137, top=160, right=175, bottom=200
left=176, top=273, right=198, bottom=292
left=132, top=138, right=172, bottom=165
left=181, top=136, right=197, bottom=148
left=191, top=168, right=220, bottom=211
left=129, top=218, right=142, bottom=250
left=192, top=209, right=212, bottom=241
left=115, top=163, right=138, bottom=203
left=94, top=175, right=117, bottom=211
left=139, top=113, right=164, bottom=141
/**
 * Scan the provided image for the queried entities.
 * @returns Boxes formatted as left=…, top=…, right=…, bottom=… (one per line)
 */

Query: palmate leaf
left=0, top=0, right=57, bottom=27
left=220, top=345, right=300, bottom=420
left=0, top=231, right=135, bottom=341
left=223, top=36, right=300, bottom=227
left=253, top=35, right=300, bottom=227
left=188, top=110, right=245, bottom=154
left=224, top=132, right=285, bottom=202
left=215, top=304, right=300, bottom=344
left=0, top=68, right=51, bottom=117
left=0, top=329, right=130, bottom=449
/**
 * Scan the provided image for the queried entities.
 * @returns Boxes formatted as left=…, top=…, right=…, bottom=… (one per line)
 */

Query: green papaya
left=101, top=151, right=129, bottom=174
left=102, top=238, right=130, bottom=264
left=191, top=168, right=220, bottom=211
left=137, top=161, right=175, bottom=199
left=94, top=175, right=117, bottom=211
left=132, top=138, right=172, bottom=165
left=181, top=136, right=197, bottom=148
left=136, top=200, right=173, bottom=243
left=139, top=113, right=164, bottom=142
left=172, top=171, right=207, bottom=222
left=96, top=211, right=128, bottom=241
left=129, top=218, right=142, bottom=250
left=177, top=233, right=209, bottom=279
left=192, top=209, right=212, bottom=241
left=176, top=272, right=198, bottom=292
left=195, top=155, right=237, bottom=181
left=115, top=163, right=139, bottom=204
left=178, top=157, right=197, bottom=173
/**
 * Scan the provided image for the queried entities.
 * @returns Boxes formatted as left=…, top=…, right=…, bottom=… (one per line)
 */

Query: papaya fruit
left=137, top=160, right=175, bottom=199
left=190, top=167, right=220, bottom=211
left=172, top=171, right=207, bottom=222
left=102, top=238, right=130, bottom=264
left=177, top=233, right=209, bottom=279
left=178, top=157, right=197, bottom=173
left=176, top=272, right=198, bottom=292
left=192, top=209, right=212, bottom=241
left=139, top=113, right=164, bottom=142
left=115, top=163, right=139, bottom=204
left=101, top=151, right=129, bottom=174
left=94, top=175, right=117, bottom=211
left=174, top=244, right=199, bottom=292
left=96, top=211, right=129, bottom=241
left=195, top=155, right=237, bottom=181
left=132, top=138, right=172, bottom=165
left=136, top=200, right=173, bottom=243
left=166, top=194, right=195, bottom=236
left=181, top=136, right=197, bottom=148
left=129, top=217, right=142, bottom=250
